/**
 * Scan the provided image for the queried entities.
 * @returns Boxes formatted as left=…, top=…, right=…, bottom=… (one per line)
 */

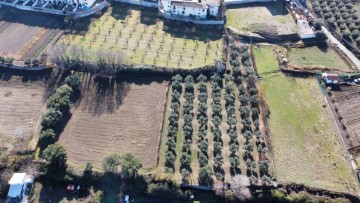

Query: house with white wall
left=159, top=0, right=220, bottom=20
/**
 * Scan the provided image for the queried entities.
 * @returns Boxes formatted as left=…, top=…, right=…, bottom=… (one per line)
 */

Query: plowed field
left=59, top=75, right=168, bottom=170
left=0, top=78, right=46, bottom=159
left=0, top=9, right=62, bottom=60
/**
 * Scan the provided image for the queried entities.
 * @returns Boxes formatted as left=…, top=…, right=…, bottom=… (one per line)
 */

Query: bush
left=102, top=153, right=121, bottom=173
left=39, top=129, right=56, bottom=149
left=41, top=108, right=63, bottom=129
left=352, top=29, right=360, bottom=38
left=43, top=143, right=67, bottom=167
left=65, top=75, right=82, bottom=92
left=119, top=153, right=142, bottom=178
left=315, top=31, right=327, bottom=40
left=32, top=59, right=40, bottom=66
left=199, top=165, right=213, bottom=185
left=24, top=59, right=31, bottom=65
left=47, top=85, right=73, bottom=112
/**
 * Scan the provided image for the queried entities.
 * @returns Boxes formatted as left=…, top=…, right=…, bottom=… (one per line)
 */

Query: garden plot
left=58, top=74, right=168, bottom=170
left=0, top=9, right=62, bottom=60
left=226, top=2, right=297, bottom=35
left=0, top=79, right=46, bottom=160
left=287, top=46, right=352, bottom=71
left=55, top=3, right=223, bottom=69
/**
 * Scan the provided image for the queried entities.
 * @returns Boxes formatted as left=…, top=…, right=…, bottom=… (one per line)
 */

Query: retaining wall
left=0, top=0, right=109, bottom=18
left=225, top=0, right=275, bottom=5
left=113, top=0, right=158, bottom=7
left=160, top=12, right=224, bottom=25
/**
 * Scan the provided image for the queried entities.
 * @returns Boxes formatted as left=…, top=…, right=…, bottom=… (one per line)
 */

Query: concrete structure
left=7, top=173, right=34, bottom=202
left=159, top=0, right=219, bottom=20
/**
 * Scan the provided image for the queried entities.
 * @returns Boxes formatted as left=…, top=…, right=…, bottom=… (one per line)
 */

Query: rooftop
left=171, top=1, right=208, bottom=8
left=8, top=173, right=26, bottom=185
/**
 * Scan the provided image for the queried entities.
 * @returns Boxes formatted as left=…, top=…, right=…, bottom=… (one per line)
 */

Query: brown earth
left=0, top=71, right=47, bottom=159
left=329, top=85, right=360, bottom=149
left=0, top=9, right=62, bottom=60
left=58, top=74, right=168, bottom=170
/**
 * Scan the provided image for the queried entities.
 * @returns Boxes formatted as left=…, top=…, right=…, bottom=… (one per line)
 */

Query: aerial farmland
left=1, top=0, right=360, bottom=202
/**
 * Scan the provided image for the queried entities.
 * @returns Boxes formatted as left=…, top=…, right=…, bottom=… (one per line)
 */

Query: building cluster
left=159, top=0, right=220, bottom=20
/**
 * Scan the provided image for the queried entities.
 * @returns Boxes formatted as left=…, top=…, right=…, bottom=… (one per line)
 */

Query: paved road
left=322, top=26, right=360, bottom=71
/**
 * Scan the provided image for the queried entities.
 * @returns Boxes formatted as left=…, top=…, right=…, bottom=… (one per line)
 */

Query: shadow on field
left=79, top=73, right=168, bottom=116
left=227, top=1, right=289, bottom=16
left=0, top=68, right=57, bottom=101
left=0, top=8, right=64, bottom=29
left=69, top=2, right=222, bottom=42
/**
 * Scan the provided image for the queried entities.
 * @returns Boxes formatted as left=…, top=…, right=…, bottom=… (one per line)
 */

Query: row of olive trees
left=164, top=74, right=182, bottom=173
left=196, top=74, right=210, bottom=172
left=210, top=73, right=224, bottom=181
left=180, top=75, right=195, bottom=182
left=39, top=75, right=81, bottom=169
left=237, top=44, right=271, bottom=185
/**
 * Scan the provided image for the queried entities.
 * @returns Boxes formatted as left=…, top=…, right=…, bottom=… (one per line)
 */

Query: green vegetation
left=261, top=72, right=358, bottom=193
left=43, top=143, right=67, bottom=167
left=226, top=2, right=297, bottom=35
left=102, top=153, right=142, bottom=178
left=288, top=46, right=351, bottom=70
left=311, top=0, right=360, bottom=45
left=57, top=4, right=223, bottom=69
left=253, top=46, right=279, bottom=74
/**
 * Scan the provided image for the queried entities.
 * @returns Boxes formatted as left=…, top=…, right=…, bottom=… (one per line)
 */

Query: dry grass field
left=55, top=3, right=223, bottom=69
left=0, top=9, right=62, bottom=60
left=58, top=74, right=168, bottom=170
left=226, top=2, right=297, bottom=35
left=0, top=74, right=46, bottom=160
left=261, top=72, right=359, bottom=194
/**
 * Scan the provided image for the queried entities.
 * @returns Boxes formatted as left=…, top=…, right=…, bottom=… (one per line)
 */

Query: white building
left=159, top=0, right=220, bottom=19
left=7, top=173, right=34, bottom=201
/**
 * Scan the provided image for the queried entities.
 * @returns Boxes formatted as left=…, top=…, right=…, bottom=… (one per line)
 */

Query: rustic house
left=322, top=73, right=341, bottom=84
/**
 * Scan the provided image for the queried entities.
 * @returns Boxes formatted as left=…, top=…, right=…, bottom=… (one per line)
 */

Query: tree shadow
left=230, top=166, right=241, bottom=176
left=0, top=7, right=64, bottom=29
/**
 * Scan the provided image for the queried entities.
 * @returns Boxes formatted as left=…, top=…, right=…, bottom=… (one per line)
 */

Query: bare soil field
left=59, top=74, right=168, bottom=170
left=330, top=85, right=360, bottom=149
left=0, top=71, right=47, bottom=160
left=0, top=9, right=62, bottom=60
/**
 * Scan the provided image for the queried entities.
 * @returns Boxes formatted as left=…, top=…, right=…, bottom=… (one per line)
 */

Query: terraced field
left=55, top=3, right=223, bottom=69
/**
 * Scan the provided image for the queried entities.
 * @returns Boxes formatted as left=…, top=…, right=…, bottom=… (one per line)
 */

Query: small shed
left=322, top=73, right=340, bottom=84
left=7, top=173, right=34, bottom=199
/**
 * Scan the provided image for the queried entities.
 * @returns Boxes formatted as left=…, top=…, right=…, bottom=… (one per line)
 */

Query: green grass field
left=226, top=2, right=297, bottom=35
left=288, top=46, right=351, bottom=70
left=57, top=3, right=223, bottom=69
left=253, top=45, right=279, bottom=75
left=261, top=72, right=359, bottom=194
